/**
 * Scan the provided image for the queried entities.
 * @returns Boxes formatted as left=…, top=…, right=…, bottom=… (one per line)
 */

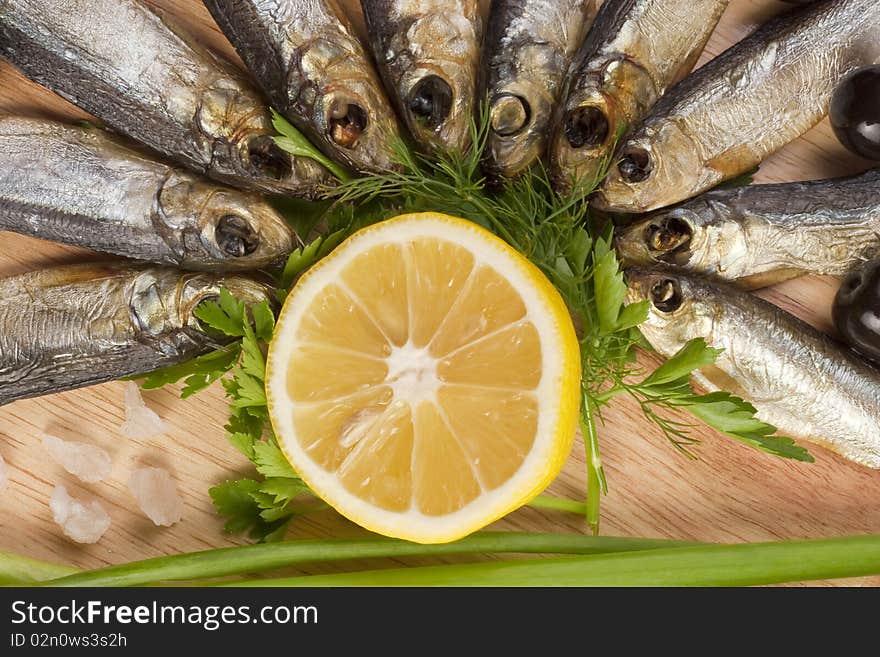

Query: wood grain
left=0, top=0, right=878, bottom=586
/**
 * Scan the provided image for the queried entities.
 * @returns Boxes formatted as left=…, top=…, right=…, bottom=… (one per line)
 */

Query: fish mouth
left=641, top=213, right=694, bottom=264
left=648, top=276, right=683, bottom=313
left=489, top=93, right=531, bottom=138
left=624, top=268, right=684, bottom=313
left=563, top=104, right=609, bottom=149
left=215, top=214, right=260, bottom=258
left=246, top=135, right=293, bottom=181
left=838, top=260, right=879, bottom=307
left=183, top=274, right=276, bottom=328
left=327, top=97, right=369, bottom=149
left=618, top=145, right=653, bottom=183
left=594, top=136, right=669, bottom=213
left=407, top=75, right=454, bottom=130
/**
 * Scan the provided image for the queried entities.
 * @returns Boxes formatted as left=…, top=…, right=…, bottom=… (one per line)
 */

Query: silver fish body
left=482, top=0, right=595, bottom=178
left=0, top=0, right=331, bottom=196
left=0, top=117, right=297, bottom=270
left=627, top=268, right=880, bottom=468
left=204, top=0, right=401, bottom=173
left=550, top=0, right=728, bottom=189
left=616, top=170, right=880, bottom=289
left=0, top=263, right=272, bottom=406
left=363, top=0, right=482, bottom=154
left=598, top=0, right=880, bottom=213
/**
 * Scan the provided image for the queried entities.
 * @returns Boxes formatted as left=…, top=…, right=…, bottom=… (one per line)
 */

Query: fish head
left=392, top=9, right=480, bottom=154
left=615, top=199, right=746, bottom=277
left=196, top=83, right=334, bottom=195
left=403, top=69, right=469, bottom=153
left=486, top=84, right=550, bottom=179
left=158, top=176, right=298, bottom=270
left=130, top=269, right=275, bottom=339
left=194, top=190, right=298, bottom=270
left=625, top=268, right=715, bottom=356
left=615, top=209, right=699, bottom=268
left=552, top=60, right=658, bottom=191
left=596, top=120, right=707, bottom=214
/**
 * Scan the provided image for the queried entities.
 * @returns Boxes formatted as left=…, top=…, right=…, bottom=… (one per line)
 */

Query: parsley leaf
left=139, top=347, right=240, bottom=397
left=259, top=477, right=312, bottom=506
left=271, top=110, right=353, bottom=183
left=194, top=289, right=247, bottom=338
left=229, top=372, right=266, bottom=409
left=252, top=301, right=276, bottom=343
left=253, top=439, right=302, bottom=480
left=277, top=228, right=348, bottom=294
left=239, top=324, right=266, bottom=385
left=210, top=479, right=292, bottom=542
left=684, top=393, right=813, bottom=462
left=638, top=339, right=723, bottom=388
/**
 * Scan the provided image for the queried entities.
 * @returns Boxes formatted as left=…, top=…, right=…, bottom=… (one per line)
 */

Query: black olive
left=832, top=258, right=880, bottom=364
left=830, top=66, right=880, bottom=161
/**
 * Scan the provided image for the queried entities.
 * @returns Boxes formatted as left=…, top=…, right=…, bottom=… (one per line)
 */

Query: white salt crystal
left=49, top=486, right=111, bottom=544
left=0, top=453, right=7, bottom=491
left=127, top=467, right=183, bottom=527
left=121, top=382, right=168, bottom=441
left=42, top=434, right=112, bottom=483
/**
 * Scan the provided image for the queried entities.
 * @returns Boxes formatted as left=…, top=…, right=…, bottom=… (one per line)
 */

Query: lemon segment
left=266, top=212, right=581, bottom=543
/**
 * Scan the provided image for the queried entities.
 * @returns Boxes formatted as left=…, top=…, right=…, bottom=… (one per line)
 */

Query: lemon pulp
left=267, top=213, right=580, bottom=543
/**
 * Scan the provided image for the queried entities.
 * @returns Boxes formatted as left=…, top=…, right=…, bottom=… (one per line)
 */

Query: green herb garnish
left=271, top=110, right=353, bottom=183
left=12, top=533, right=880, bottom=587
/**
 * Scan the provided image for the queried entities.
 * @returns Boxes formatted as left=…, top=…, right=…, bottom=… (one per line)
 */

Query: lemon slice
left=266, top=213, right=580, bottom=543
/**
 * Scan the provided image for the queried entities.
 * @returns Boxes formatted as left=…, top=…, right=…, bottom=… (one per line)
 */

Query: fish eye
left=650, top=278, right=683, bottom=313
left=618, top=146, right=653, bottom=183
left=490, top=94, right=531, bottom=137
left=564, top=106, right=609, bottom=149
left=216, top=215, right=259, bottom=257
left=329, top=101, right=369, bottom=149
left=646, top=216, right=693, bottom=257
left=248, top=136, right=293, bottom=180
left=408, top=76, right=454, bottom=129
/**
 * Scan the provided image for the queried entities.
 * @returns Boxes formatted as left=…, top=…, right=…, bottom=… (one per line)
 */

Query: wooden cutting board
left=0, top=0, right=877, bottom=586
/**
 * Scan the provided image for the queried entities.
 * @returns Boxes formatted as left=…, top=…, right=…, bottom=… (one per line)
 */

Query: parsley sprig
left=143, top=289, right=324, bottom=541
